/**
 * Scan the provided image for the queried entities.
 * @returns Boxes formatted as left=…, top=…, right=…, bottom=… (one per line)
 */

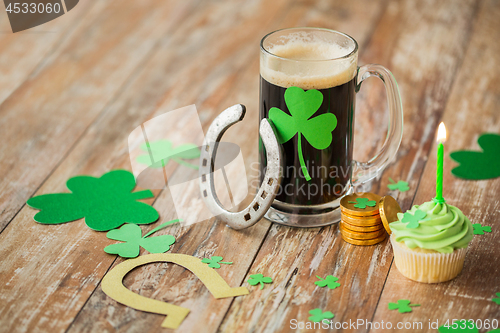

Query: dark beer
left=259, top=41, right=356, bottom=207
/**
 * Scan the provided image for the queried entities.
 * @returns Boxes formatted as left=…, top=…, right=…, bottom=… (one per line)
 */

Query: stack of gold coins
left=339, top=193, right=387, bottom=245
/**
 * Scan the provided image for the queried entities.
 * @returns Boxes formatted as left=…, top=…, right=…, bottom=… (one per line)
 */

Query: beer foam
left=261, top=40, right=357, bottom=89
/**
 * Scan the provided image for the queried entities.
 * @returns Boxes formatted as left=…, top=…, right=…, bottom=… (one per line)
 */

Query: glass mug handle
left=351, top=64, right=404, bottom=189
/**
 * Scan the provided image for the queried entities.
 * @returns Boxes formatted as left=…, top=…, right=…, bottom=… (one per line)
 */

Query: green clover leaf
left=314, top=275, right=341, bottom=289
left=450, top=133, right=500, bottom=180
left=268, top=86, right=337, bottom=181
left=248, top=274, right=273, bottom=290
left=201, top=256, right=233, bottom=269
left=472, top=224, right=492, bottom=235
left=348, top=197, right=377, bottom=209
left=388, top=299, right=420, bottom=313
left=493, top=292, right=500, bottom=305
left=137, top=139, right=200, bottom=169
left=401, top=210, right=427, bottom=229
left=104, top=219, right=179, bottom=258
left=308, top=308, right=334, bottom=324
left=388, top=178, right=410, bottom=192
left=27, top=170, right=159, bottom=231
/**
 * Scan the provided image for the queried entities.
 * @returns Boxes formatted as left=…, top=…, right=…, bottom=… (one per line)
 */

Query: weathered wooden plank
left=0, top=1, right=93, bottom=105
left=0, top=0, right=294, bottom=331
left=0, top=0, right=210, bottom=332
left=59, top=0, right=394, bottom=332
left=371, top=0, right=500, bottom=331
left=0, top=0, right=198, bottom=233
left=219, top=0, right=480, bottom=332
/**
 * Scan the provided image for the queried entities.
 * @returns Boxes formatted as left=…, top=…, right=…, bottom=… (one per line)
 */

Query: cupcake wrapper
left=390, top=235, right=467, bottom=283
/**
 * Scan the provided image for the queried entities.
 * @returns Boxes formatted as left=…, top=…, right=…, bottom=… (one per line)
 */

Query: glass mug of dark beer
left=259, top=27, right=403, bottom=227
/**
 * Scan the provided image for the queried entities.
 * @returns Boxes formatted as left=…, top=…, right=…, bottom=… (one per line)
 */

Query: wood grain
left=0, top=1, right=93, bottom=104
left=64, top=0, right=392, bottom=332
left=0, top=0, right=498, bottom=332
left=0, top=0, right=203, bottom=331
left=220, top=0, right=482, bottom=332
left=371, top=0, right=500, bottom=331
left=0, top=0, right=198, bottom=233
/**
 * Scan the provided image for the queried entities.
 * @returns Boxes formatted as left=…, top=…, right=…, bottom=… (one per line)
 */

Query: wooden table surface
left=1, top=0, right=499, bottom=332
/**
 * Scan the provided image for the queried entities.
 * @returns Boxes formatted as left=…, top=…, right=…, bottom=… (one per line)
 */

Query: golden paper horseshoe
left=101, top=253, right=249, bottom=329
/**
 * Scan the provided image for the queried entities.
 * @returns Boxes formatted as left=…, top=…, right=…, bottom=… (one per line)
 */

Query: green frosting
left=389, top=201, right=473, bottom=253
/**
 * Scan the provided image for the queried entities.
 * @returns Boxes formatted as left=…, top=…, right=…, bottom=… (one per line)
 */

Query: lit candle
left=434, top=122, right=447, bottom=203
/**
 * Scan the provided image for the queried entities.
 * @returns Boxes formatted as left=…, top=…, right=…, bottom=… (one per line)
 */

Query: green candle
left=434, top=123, right=446, bottom=204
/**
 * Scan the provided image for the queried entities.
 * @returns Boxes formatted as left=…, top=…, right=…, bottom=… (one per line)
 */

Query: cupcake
left=389, top=200, right=473, bottom=283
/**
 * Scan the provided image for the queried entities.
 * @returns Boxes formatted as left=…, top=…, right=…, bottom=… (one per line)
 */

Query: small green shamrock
left=314, top=275, right=341, bottom=289
left=201, top=256, right=233, bottom=269
left=438, top=320, right=479, bottom=332
left=104, top=219, right=179, bottom=258
left=308, top=308, right=334, bottom=324
left=493, top=292, right=500, bottom=305
left=248, top=274, right=273, bottom=290
left=401, top=209, right=426, bottom=229
left=388, top=178, right=410, bottom=192
left=269, top=86, right=337, bottom=181
left=27, top=170, right=159, bottom=231
left=450, top=133, right=500, bottom=180
left=472, top=223, right=492, bottom=235
left=388, top=299, right=420, bottom=313
left=348, top=197, right=377, bottom=209
left=137, top=139, right=200, bottom=169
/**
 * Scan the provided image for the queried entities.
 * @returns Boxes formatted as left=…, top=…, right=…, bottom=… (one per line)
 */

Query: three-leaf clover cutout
left=269, top=86, right=337, bottom=181
left=348, top=197, right=377, bottom=209
left=137, top=139, right=200, bottom=169
left=401, top=210, right=427, bottom=229
left=315, top=275, right=341, bottom=289
left=248, top=274, right=273, bottom=290
left=493, top=292, right=500, bottom=305
left=104, top=219, right=179, bottom=258
left=308, top=308, right=334, bottom=324
left=201, top=256, right=233, bottom=269
left=472, top=224, right=492, bottom=235
left=388, top=178, right=410, bottom=192
left=388, top=299, right=420, bottom=313
left=27, top=170, right=159, bottom=231
left=450, top=133, right=500, bottom=180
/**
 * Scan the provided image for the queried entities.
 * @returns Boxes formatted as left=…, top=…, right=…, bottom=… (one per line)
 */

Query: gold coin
left=340, top=220, right=384, bottom=233
left=339, top=224, right=386, bottom=239
left=341, top=213, right=382, bottom=226
left=379, top=195, right=402, bottom=235
left=341, top=233, right=387, bottom=246
left=340, top=192, right=382, bottom=217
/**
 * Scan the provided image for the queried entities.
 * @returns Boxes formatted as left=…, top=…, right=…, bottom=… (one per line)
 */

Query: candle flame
left=437, top=122, right=447, bottom=143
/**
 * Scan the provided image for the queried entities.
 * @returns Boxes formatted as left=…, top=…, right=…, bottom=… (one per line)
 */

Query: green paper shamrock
left=137, top=139, right=200, bottom=169
left=493, top=292, right=500, bottom=305
left=201, top=256, right=233, bottom=269
left=268, top=86, right=337, bottom=181
left=308, top=308, right=334, bottom=324
left=450, top=133, right=500, bottom=180
left=472, top=223, right=492, bottom=235
left=314, top=275, right=341, bottom=289
left=401, top=210, right=426, bottom=229
left=248, top=274, right=273, bottom=290
left=104, top=219, right=179, bottom=258
left=438, top=320, right=478, bottom=332
left=27, top=170, right=159, bottom=231
left=348, top=197, right=377, bottom=209
left=388, top=178, right=410, bottom=192
left=388, top=299, right=420, bottom=313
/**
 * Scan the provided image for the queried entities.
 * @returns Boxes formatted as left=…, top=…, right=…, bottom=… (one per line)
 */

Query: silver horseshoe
left=199, top=104, right=282, bottom=230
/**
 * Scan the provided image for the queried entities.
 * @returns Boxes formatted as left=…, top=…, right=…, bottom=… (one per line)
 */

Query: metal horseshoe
left=199, top=104, right=282, bottom=230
